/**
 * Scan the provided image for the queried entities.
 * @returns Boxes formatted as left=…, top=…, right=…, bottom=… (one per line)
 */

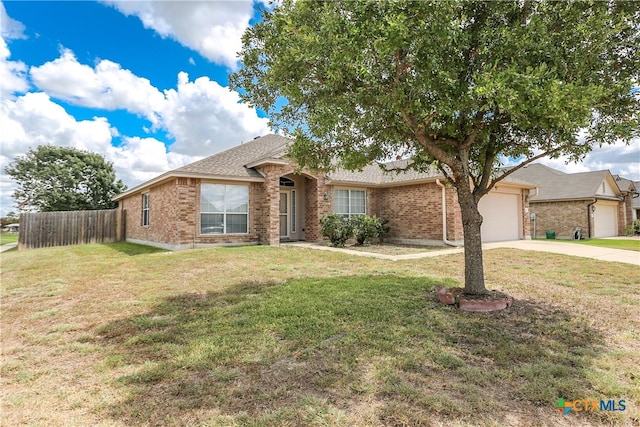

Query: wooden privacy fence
left=18, top=209, right=124, bottom=250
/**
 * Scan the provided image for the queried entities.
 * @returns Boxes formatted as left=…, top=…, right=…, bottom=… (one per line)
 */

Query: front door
left=279, top=191, right=289, bottom=238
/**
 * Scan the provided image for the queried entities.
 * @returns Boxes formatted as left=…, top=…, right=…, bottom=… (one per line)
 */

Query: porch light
left=324, top=192, right=330, bottom=200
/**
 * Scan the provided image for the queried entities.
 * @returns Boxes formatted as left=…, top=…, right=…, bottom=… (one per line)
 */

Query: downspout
left=587, top=199, right=597, bottom=238
left=436, top=179, right=464, bottom=247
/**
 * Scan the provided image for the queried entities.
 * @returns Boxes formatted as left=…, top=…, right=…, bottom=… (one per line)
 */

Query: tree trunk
left=455, top=182, right=487, bottom=295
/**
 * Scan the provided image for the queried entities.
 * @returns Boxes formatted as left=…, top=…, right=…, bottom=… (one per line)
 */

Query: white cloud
left=0, top=92, right=113, bottom=214
left=29, top=50, right=271, bottom=157
left=161, top=72, right=271, bottom=156
left=0, top=2, right=26, bottom=40
left=539, top=138, right=640, bottom=180
left=0, top=92, right=200, bottom=214
left=30, top=49, right=164, bottom=126
left=102, top=0, right=254, bottom=69
left=0, top=37, right=28, bottom=98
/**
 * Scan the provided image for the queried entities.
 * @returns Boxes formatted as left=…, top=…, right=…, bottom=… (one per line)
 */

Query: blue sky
left=1, top=1, right=639, bottom=216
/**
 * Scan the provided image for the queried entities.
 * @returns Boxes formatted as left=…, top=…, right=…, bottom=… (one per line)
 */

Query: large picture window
left=141, top=193, right=150, bottom=226
left=201, top=184, right=249, bottom=234
left=334, top=189, right=366, bottom=218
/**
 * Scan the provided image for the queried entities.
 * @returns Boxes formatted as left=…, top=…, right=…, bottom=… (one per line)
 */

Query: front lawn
left=0, top=232, right=19, bottom=245
left=1, top=243, right=638, bottom=426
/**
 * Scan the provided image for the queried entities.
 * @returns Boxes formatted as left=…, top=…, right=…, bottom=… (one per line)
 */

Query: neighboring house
left=631, top=180, right=640, bottom=222
left=114, top=134, right=534, bottom=250
left=613, top=175, right=639, bottom=228
left=510, top=163, right=634, bottom=239
left=2, top=223, right=19, bottom=233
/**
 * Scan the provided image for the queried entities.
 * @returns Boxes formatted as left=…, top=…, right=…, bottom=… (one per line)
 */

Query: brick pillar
left=263, top=167, right=281, bottom=246
left=304, top=173, right=331, bottom=242
left=522, top=190, right=531, bottom=240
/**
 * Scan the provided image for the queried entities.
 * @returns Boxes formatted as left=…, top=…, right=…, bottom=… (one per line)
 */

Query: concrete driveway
left=288, top=239, right=640, bottom=265
left=482, top=240, right=640, bottom=266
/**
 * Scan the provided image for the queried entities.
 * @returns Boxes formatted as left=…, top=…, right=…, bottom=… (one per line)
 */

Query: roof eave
left=113, top=172, right=265, bottom=201
left=530, top=195, right=622, bottom=203
left=244, top=158, right=290, bottom=169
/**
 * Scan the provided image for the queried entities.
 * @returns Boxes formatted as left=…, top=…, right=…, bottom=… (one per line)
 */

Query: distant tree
left=231, top=0, right=640, bottom=295
left=5, top=146, right=127, bottom=212
left=1, top=212, right=19, bottom=227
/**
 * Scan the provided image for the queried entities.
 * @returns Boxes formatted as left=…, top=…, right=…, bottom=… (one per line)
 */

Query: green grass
left=1, top=242, right=639, bottom=426
left=0, top=233, right=19, bottom=245
left=549, top=238, right=640, bottom=251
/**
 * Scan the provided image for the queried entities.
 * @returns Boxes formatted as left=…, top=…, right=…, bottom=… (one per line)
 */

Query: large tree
left=230, top=0, right=639, bottom=295
left=5, top=145, right=127, bottom=212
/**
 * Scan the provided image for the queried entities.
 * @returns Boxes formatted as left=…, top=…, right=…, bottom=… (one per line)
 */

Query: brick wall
left=120, top=178, right=264, bottom=249
left=619, top=194, right=633, bottom=235
left=120, top=179, right=180, bottom=246
left=529, top=200, right=591, bottom=239
left=120, top=171, right=529, bottom=249
left=305, top=174, right=330, bottom=242
left=376, top=182, right=462, bottom=241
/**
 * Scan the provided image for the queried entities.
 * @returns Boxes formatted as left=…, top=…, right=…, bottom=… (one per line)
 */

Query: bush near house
left=350, top=215, right=383, bottom=246
left=319, top=213, right=354, bottom=247
left=320, top=213, right=384, bottom=247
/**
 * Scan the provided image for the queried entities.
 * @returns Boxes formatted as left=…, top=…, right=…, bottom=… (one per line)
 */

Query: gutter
left=436, top=179, right=463, bottom=247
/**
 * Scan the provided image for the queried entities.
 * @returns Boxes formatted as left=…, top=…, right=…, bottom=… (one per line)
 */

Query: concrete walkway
left=286, top=240, right=640, bottom=266
left=0, top=242, right=17, bottom=252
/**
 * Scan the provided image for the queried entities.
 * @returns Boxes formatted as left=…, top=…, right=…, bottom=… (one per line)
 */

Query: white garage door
left=593, top=203, right=617, bottom=237
left=478, top=193, right=520, bottom=242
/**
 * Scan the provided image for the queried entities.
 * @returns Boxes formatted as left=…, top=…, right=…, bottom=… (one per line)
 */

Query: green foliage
left=4, top=146, right=127, bottom=212
left=231, top=0, right=640, bottom=293
left=377, top=218, right=391, bottom=243
left=320, top=214, right=386, bottom=246
left=1, top=212, right=19, bottom=227
left=350, top=214, right=382, bottom=246
left=319, top=213, right=353, bottom=247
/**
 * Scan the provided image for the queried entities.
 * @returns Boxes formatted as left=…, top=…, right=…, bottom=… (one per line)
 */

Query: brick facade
left=121, top=179, right=181, bottom=247
left=619, top=193, right=634, bottom=235
left=529, top=199, right=627, bottom=239
left=373, top=182, right=464, bottom=243
left=119, top=170, right=530, bottom=249
left=120, top=164, right=332, bottom=249
left=529, top=200, right=591, bottom=239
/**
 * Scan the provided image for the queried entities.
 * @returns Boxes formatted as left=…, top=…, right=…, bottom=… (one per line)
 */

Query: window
left=334, top=189, right=366, bottom=218
left=201, top=184, right=249, bottom=234
left=141, top=193, right=150, bottom=226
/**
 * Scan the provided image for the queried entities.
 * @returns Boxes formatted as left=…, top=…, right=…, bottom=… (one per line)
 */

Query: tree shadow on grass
left=96, top=275, right=607, bottom=426
left=101, top=242, right=168, bottom=256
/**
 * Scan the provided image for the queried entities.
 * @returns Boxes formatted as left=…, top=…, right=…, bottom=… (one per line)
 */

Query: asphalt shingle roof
left=510, top=163, right=617, bottom=201
left=116, top=134, right=535, bottom=200
left=173, top=134, right=290, bottom=178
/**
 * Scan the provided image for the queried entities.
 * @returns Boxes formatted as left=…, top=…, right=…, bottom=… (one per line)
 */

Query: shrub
left=320, top=213, right=353, bottom=247
left=377, top=218, right=391, bottom=243
left=351, top=215, right=382, bottom=246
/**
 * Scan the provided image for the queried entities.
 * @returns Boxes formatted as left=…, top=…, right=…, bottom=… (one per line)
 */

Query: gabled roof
left=510, top=163, right=622, bottom=201
left=173, top=134, right=290, bottom=178
left=115, top=134, right=533, bottom=200
left=114, top=135, right=290, bottom=200
left=613, top=175, right=638, bottom=193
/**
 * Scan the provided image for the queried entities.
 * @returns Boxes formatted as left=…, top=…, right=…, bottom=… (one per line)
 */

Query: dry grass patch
left=1, top=243, right=638, bottom=426
left=344, top=242, right=445, bottom=255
